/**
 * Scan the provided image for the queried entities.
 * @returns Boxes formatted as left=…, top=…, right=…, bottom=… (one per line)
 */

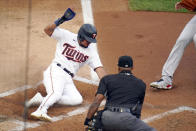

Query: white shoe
left=31, top=110, right=52, bottom=122
left=26, top=92, right=43, bottom=108
left=150, top=79, right=172, bottom=90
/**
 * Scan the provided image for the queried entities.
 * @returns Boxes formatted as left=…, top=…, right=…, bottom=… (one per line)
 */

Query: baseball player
left=150, top=1, right=196, bottom=89
left=26, top=8, right=106, bottom=122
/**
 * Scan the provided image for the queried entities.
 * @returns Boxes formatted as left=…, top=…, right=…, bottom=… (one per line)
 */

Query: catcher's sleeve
left=180, top=0, right=196, bottom=11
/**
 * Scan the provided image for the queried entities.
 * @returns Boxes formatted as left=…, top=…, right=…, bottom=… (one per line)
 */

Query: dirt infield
left=0, top=0, right=196, bottom=130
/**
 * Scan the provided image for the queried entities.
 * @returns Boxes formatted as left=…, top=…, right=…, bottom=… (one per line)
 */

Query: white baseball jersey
left=35, top=27, right=103, bottom=114
left=51, top=27, right=103, bottom=75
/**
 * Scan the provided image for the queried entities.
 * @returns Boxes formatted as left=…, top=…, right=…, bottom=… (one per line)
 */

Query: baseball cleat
left=26, top=92, right=43, bottom=108
left=150, top=79, right=172, bottom=90
left=31, top=110, right=52, bottom=122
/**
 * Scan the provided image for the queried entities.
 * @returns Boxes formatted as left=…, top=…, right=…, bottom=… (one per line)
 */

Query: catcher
left=26, top=8, right=106, bottom=122
left=84, top=56, right=156, bottom=131
left=150, top=1, right=196, bottom=89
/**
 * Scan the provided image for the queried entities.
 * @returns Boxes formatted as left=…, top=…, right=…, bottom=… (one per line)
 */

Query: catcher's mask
left=77, top=24, right=97, bottom=43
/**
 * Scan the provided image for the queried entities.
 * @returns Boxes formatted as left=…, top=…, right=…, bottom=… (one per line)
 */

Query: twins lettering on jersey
left=62, top=43, right=89, bottom=63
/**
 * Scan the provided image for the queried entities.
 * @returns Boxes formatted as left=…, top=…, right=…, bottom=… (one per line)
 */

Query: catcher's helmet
left=77, top=24, right=97, bottom=43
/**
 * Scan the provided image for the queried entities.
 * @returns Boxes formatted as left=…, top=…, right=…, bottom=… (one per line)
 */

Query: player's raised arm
left=44, top=8, right=76, bottom=37
left=44, top=24, right=57, bottom=37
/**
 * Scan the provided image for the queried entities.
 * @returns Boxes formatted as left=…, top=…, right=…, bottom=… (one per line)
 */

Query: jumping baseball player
left=26, top=8, right=106, bottom=122
left=150, top=1, right=196, bottom=89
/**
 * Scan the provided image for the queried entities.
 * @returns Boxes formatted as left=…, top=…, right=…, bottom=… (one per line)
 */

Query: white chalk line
left=74, top=76, right=99, bottom=86
left=0, top=75, right=98, bottom=98
left=8, top=104, right=196, bottom=130
left=0, top=76, right=98, bottom=130
left=81, top=0, right=100, bottom=82
left=1, top=78, right=196, bottom=130
left=0, top=75, right=98, bottom=131
left=1, top=80, right=196, bottom=130
left=1, top=76, right=196, bottom=130
left=143, top=106, right=196, bottom=123
left=9, top=101, right=106, bottom=131
left=0, top=85, right=32, bottom=98
left=81, top=0, right=94, bottom=25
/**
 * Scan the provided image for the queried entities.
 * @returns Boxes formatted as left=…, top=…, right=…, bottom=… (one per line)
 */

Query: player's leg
left=151, top=15, right=196, bottom=89
left=31, top=63, right=66, bottom=121
left=26, top=83, right=46, bottom=108
left=162, top=15, right=196, bottom=78
left=57, top=80, right=83, bottom=106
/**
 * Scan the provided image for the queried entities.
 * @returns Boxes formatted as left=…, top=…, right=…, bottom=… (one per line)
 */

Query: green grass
left=129, top=0, right=189, bottom=13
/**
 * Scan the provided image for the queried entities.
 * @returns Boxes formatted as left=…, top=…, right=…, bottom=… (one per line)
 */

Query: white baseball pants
left=37, top=63, right=83, bottom=114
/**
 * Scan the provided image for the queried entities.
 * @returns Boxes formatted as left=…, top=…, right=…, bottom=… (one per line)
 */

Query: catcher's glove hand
left=84, top=118, right=92, bottom=126
left=55, top=8, right=76, bottom=26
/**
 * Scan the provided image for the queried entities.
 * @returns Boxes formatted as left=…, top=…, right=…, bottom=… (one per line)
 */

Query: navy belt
left=105, top=107, right=131, bottom=113
left=57, top=63, right=74, bottom=77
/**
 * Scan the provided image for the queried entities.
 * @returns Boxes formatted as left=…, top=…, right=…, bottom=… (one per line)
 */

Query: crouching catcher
left=84, top=56, right=156, bottom=131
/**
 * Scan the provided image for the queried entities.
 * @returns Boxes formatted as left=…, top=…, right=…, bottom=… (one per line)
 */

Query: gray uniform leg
left=162, top=15, right=196, bottom=80
left=102, top=111, right=156, bottom=131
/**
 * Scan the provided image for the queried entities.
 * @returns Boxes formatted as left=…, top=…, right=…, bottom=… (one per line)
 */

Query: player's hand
left=84, top=118, right=92, bottom=126
left=175, top=2, right=183, bottom=10
left=54, top=8, right=76, bottom=26
left=62, top=8, right=76, bottom=21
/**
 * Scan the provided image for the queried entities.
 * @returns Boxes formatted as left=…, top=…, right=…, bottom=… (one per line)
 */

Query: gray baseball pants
left=101, top=110, right=156, bottom=131
left=162, top=15, right=196, bottom=83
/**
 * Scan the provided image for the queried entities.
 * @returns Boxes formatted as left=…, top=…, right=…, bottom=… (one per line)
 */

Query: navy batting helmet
left=77, top=24, right=97, bottom=43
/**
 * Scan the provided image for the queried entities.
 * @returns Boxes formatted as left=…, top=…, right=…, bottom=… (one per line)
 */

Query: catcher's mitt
left=180, top=0, right=196, bottom=11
